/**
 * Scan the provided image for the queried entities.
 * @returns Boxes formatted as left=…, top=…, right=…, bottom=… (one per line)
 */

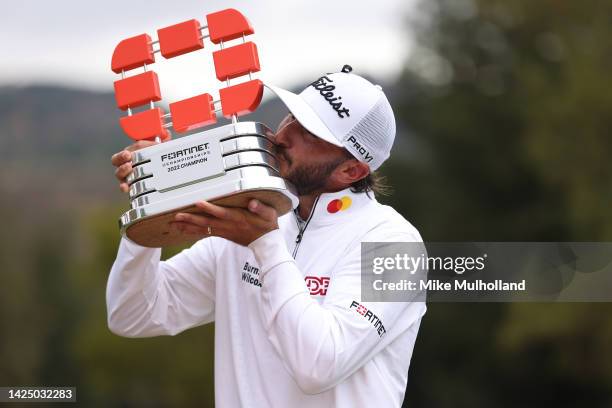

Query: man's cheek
left=277, top=159, right=288, bottom=176
left=280, top=153, right=292, bottom=166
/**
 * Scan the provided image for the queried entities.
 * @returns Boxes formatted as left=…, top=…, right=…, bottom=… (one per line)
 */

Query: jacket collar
left=294, top=188, right=376, bottom=228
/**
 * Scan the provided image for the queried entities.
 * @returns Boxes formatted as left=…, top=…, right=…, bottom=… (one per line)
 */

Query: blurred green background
left=1, top=0, right=611, bottom=406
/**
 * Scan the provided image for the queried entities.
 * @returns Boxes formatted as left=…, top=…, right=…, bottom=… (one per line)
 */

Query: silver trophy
left=111, top=9, right=297, bottom=247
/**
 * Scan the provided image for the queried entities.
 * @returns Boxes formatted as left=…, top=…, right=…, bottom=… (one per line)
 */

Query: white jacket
left=106, top=188, right=426, bottom=407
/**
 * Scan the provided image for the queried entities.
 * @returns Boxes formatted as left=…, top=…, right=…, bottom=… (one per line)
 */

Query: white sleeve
left=106, top=236, right=218, bottom=337
left=248, top=228, right=426, bottom=394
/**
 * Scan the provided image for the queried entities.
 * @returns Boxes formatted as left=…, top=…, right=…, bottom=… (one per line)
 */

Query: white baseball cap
left=265, top=65, right=396, bottom=171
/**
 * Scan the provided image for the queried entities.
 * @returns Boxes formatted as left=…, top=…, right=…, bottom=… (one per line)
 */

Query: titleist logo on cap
left=310, top=75, right=350, bottom=119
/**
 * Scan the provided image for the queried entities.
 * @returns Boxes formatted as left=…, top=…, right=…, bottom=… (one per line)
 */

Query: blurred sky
left=0, top=0, right=418, bottom=102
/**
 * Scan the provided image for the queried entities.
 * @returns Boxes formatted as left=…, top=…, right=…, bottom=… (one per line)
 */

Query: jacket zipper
left=292, top=195, right=320, bottom=259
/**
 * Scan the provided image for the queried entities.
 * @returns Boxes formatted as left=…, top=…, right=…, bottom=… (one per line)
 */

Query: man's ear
left=334, top=159, right=370, bottom=185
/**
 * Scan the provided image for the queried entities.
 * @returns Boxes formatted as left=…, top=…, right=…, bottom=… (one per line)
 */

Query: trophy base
left=119, top=122, right=298, bottom=247
left=122, top=188, right=294, bottom=248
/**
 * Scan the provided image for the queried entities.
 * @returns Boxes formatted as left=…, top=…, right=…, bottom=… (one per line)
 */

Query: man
left=107, top=65, right=426, bottom=407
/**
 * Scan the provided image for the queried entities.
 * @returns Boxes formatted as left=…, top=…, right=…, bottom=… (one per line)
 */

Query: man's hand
left=111, top=140, right=161, bottom=192
left=170, top=199, right=279, bottom=246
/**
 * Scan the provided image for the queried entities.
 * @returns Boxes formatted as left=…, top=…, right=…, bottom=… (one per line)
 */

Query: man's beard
left=282, top=157, right=347, bottom=196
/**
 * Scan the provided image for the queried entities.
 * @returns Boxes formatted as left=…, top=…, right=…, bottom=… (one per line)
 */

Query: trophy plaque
left=110, top=8, right=297, bottom=247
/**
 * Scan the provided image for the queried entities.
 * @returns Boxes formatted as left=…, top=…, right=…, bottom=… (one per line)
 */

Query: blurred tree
left=385, top=1, right=612, bottom=407
left=387, top=0, right=612, bottom=242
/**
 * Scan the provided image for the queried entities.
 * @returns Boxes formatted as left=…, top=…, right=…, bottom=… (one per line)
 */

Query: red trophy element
left=206, top=8, right=254, bottom=44
left=157, top=19, right=205, bottom=59
left=219, top=80, right=264, bottom=118
left=111, top=34, right=155, bottom=73
left=113, top=71, right=162, bottom=110
left=169, top=94, right=217, bottom=133
left=213, top=42, right=261, bottom=81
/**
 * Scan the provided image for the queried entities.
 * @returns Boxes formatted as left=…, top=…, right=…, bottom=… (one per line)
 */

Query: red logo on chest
left=305, top=276, right=331, bottom=296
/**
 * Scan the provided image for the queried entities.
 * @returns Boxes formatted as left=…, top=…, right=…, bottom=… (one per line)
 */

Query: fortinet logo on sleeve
left=349, top=301, right=386, bottom=337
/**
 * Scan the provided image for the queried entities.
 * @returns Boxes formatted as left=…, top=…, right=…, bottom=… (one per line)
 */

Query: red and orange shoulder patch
left=327, top=196, right=352, bottom=213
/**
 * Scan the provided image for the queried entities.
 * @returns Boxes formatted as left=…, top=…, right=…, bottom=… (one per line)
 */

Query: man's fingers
left=170, top=222, right=207, bottom=236
left=112, top=140, right=159, bottom=168
left=170, top=221, right=229, bottom=237
left=115, top=162, right=133, bottom=180
left=111, top=150, right=132, bottom=167
left=248, top=199, right=277, bottom=222
left=194, top=201, right=235, bottom=220
left=112, top=140, right=173, bottom=194
left=171, top=200, right=277, bottom=245
left=174, top=212, right=211, bottom=227
left=193, top=199, right=277, bottom=223
left=174, top=212, right=224, bottom=229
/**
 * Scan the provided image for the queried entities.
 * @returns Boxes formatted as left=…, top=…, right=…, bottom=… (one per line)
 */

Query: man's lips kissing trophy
left=111, top=8, right=298, bottom=247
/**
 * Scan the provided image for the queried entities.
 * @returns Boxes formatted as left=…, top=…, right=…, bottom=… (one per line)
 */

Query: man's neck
left=296, top=194, right=318, bottom=220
